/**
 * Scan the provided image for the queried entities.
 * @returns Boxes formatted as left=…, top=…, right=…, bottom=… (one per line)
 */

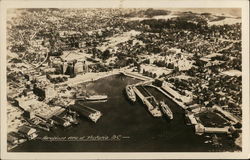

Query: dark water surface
left=12, top=74, right=213, bottom=152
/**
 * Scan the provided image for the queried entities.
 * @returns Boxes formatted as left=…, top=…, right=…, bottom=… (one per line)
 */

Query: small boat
left=125, top=85, right=136, bottom=102
left=204, top=140, right=211, bottom=144
left=159, top=101, right=173, bottom=120
left=85, top=95, right=108, bottom=101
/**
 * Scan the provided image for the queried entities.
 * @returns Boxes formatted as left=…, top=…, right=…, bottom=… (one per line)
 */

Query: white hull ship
left=75, top=94, right=108, bottom=102
left=85, top=95, right=108, bottom=102
left=159, top=101, right=173, bottom=120
left=125, top=85, right=136, bottom=102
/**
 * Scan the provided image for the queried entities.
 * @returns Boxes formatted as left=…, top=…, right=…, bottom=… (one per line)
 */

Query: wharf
left=36, top=108, right=66, bottom=120
left=120, top=71, right=153, bottom=81
left=149, top=84, right=187, bottom=110
left=133, top=85, right=162, bottom=117
left=69, top=104, right=102, bottom=123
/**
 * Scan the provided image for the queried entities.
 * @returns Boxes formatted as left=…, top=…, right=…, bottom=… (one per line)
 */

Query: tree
left=92, top=51, right=96, bottom=59
left=153, top=73, right=157, bottom=78
left=234, top=122, right=242, bottom=129
left=102, top=49, right=111, bottom=60
left=149, top=72, right=153, bottom=77
left=137, top=64, right=141, bottom=73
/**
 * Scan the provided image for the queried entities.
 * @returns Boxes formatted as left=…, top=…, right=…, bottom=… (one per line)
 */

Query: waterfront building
left=79, top=41, right=86, bottom=48
left=204, top=127, right=230, bottom=134
left=7, top=134, right=19, bottom=145
left=50, top=115, right=71, bottom=127
left=195, top=124, right=205, bottom=135
left=22, top=110, right=36, bottom=119
left=65, top=62, right=75, bottom=77
left=62, top=61, right=68, bottom=74
left=74, top=61, right=84, bottom=74
left=18, top=126, right=38, bottom=140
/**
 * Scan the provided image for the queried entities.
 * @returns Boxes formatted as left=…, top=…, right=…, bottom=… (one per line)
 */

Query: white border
left=1, top=0, right=249, bottom=159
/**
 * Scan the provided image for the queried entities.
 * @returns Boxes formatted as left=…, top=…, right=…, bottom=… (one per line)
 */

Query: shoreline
left=8, top=69, right=149, bottom=151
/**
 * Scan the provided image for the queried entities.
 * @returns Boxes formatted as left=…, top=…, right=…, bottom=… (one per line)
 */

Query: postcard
left=0, top=0, right=249, bottom=159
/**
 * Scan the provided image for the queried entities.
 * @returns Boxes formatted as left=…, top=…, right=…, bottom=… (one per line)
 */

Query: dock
left=148, top=84, right=188, bottom=110
left=69, top=104, right=102, bottom=123
left=133, top=85, right=162, bottom=117
left=36, top=107, right=66, bottom=120
left=120, top=71, right=153, bottom=81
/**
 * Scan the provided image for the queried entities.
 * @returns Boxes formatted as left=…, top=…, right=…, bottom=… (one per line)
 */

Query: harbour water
left=12, top=74, right=215, bottom=152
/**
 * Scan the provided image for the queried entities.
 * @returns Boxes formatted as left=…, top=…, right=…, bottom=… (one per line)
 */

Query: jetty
left=69, top=104, right=102, bottom=123
left=120, top=71, right=153, bottom=81
left=133, top=85, right=162, bottom=117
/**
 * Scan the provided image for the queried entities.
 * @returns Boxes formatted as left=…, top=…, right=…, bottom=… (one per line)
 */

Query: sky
left=169, top=8, right=241, bottom=17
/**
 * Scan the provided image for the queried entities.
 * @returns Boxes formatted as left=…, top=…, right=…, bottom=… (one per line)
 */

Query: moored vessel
left=84, top=95, right=108, bottom=102
left=159, top=101, right=173, bottom=120
left=125, top=85, right=136, bottom=102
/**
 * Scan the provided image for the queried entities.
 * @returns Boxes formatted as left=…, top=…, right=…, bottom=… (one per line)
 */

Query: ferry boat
left=159, top=101, right=173, bottom=120
left=85, top=95, right=108, bottom=102
left=125, top=85, right=136, bottom=102
left=75, top=94, right=108, bottom=102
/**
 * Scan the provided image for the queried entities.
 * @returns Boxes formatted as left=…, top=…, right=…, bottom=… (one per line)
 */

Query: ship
left=75, top=93, right=108, bottom=102
left=75, top=84, right=108, bottom=102
left=85, top=95, right=108, bottom=102
left=125, top=85, right=136, bottom=102
left=159, top=101, right=173, bottom=120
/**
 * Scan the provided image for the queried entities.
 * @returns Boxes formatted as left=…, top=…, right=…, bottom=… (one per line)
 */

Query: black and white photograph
left=0, top=0, right=249, bottom=159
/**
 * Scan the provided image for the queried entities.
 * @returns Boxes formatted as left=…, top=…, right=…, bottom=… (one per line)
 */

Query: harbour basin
left=12, top=74, right=214, bottom=152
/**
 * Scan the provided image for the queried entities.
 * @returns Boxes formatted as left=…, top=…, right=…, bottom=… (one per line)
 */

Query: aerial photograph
left=6, top=8, right=242, bottom=152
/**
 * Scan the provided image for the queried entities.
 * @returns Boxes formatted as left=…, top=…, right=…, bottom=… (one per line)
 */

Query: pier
left=133, top=85, right=162, bottom=117
left=148, top=84, right=188, bottom=110
left=36, top=107, right=66, bottom=120
left=120, top=71, right=153, bottom=81
left=69, top=103, right=102, bottom=123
